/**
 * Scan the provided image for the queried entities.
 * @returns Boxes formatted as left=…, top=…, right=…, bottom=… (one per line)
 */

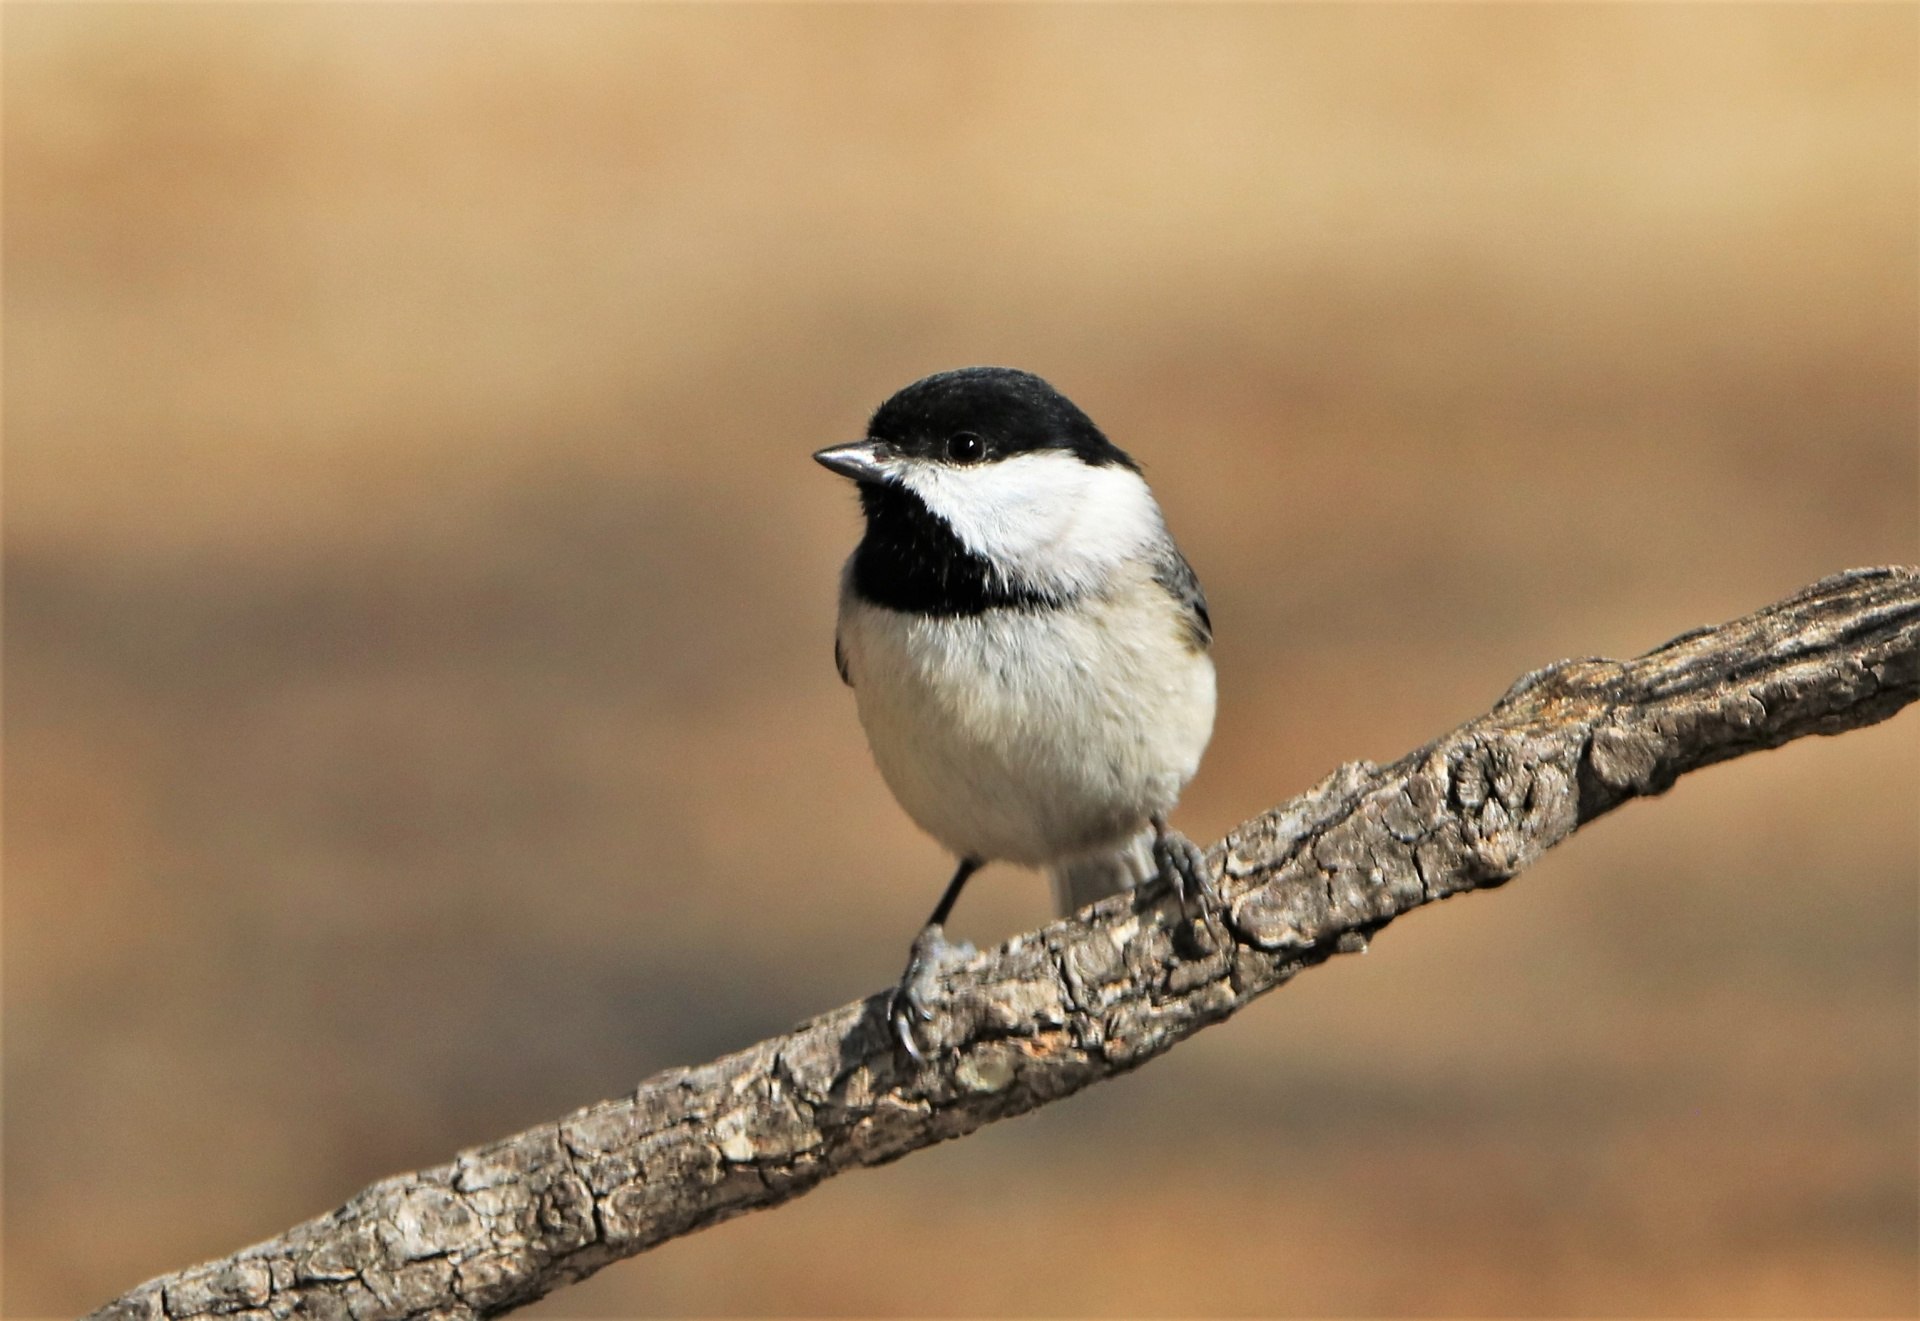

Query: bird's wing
left=1153, top=542, right=1212, bottom=652
left=834, top=630, right=853, bottom=686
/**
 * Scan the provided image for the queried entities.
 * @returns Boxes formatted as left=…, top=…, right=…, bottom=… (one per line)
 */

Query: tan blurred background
left=6, top=4, right=1917, bottom=1317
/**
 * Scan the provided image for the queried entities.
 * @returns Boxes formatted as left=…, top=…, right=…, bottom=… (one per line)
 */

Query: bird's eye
left=945, top=432, right=986, bottom=464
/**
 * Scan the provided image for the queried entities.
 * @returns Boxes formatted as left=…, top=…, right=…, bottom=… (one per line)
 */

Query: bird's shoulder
left=1149, top=540, right=1212, bottom=652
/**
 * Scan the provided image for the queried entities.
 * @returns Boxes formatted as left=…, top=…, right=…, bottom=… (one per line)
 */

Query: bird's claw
left=1153, top=825, right=1216, bottom=919
left=889, top=923, right=975, bottom=1062
left=1153, top=825, right=1219, bottom=956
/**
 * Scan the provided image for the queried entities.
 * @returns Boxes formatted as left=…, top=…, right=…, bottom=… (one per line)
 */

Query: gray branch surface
left=90, top=566, right=1920, bottom=1321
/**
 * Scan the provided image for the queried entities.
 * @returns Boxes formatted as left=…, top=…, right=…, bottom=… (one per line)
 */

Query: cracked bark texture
left=89, top=566, right=1920, bottom=1321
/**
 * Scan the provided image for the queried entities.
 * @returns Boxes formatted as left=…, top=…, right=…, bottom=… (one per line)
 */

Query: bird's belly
left=842, top=597, right=1216, bottom=866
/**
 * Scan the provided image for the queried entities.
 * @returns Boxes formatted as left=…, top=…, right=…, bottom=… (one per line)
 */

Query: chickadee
left=816, top=366, right=1217, bottom=1058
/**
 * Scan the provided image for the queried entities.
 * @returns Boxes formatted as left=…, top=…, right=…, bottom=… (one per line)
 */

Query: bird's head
left=814, top=367, right=1164, bottom=603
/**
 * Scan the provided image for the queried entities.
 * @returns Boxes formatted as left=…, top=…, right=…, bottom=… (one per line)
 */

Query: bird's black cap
left=867, top=367, right=1139, bottom=471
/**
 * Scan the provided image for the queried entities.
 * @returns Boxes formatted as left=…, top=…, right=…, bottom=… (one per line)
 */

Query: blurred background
left=6, top=5, right=1916, bottom=1317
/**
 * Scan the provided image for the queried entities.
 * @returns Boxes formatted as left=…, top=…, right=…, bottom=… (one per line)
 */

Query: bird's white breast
left=837, top=571, right=1216, bottom=868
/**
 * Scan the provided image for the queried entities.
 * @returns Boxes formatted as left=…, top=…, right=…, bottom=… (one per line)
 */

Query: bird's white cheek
left=904, top=453, right=1163, bottom=595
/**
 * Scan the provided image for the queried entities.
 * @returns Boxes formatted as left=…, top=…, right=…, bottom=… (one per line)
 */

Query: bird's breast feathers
left=835, top=572, right=1216, bottom=865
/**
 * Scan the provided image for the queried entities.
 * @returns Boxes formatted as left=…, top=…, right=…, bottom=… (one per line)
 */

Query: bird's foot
left=1152, top=823, right=1219, bottom=955
left=889, top=923, right=977, bottom=1062
left=1153, top=825, right=1216, bottom=918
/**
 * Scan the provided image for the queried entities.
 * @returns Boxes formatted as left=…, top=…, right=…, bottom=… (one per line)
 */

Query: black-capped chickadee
left=816, top=367, right=1217, bottom=1057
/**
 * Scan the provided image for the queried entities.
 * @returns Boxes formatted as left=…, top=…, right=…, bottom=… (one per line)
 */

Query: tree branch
left=90, top=566, right=1920, bottom=1321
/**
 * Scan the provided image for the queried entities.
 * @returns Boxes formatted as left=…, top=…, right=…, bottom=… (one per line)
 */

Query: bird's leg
left=890, top=858, right=982, bottom=1061
left=1151, top=814, right=1216, bottom=921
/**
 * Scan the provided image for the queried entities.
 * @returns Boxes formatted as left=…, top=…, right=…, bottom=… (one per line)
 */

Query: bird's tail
left=1048, top=828, right=1157, bottom=917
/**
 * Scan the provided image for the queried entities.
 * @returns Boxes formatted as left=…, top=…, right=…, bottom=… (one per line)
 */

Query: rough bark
left=89, top=566, right=1920, bottom=1321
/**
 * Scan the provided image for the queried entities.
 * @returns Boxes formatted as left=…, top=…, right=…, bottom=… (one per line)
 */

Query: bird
left=815, top=366, right=1218, bottom=1059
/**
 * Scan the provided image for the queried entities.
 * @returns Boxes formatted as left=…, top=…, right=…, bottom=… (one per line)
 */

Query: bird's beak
left=813, top=440, right=893, bottom=484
